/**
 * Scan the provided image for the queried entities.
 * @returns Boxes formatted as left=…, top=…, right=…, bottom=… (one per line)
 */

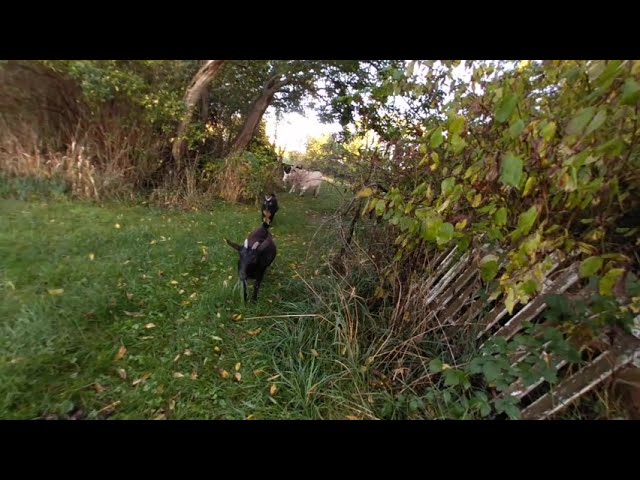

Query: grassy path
left=0, top=189, right=363, bottom=420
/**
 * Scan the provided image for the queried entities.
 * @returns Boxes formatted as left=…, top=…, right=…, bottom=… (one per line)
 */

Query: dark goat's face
left=225, top=238, right=259, bottom=280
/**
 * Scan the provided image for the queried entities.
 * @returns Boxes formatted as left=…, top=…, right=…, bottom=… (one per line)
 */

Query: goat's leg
left=289, top=184, right=296, bottom=194
left=314, top=184, right=320, bottom=197
left=242, top=280, right=248, bottom=303
left=252, top=274, right=264, bottom=302
left=299, top=185, right=307, bottom=197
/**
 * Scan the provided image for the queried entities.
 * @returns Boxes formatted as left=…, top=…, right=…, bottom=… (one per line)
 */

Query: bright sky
left=264, top=109, right=341, bottom=153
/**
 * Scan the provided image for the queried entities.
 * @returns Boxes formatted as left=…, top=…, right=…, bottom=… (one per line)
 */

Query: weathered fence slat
left=521, top=335, right=640, bottom=420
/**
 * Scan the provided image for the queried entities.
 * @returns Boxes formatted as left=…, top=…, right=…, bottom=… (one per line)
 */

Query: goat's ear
left=257, top=237, right=272, bottom=252
left=224, top=238, right=242, bottom=251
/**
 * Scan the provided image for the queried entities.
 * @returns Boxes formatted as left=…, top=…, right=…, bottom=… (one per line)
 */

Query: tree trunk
left=200, top=87, right=209, bottom=123
left=172, top=60, right=225, bottom=166
left=227, top=75, right=288, bottom=157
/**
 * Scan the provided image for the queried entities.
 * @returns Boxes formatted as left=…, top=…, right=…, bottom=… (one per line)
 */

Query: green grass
left=0, top=186, right=374, bottom=420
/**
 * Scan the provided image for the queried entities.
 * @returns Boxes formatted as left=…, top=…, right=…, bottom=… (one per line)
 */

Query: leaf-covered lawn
left=0, top=190, right=350, bottom=420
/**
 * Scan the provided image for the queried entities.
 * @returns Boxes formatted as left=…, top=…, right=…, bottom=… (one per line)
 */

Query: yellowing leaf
left=234, top=372, right=242, bottom=382
left=184, top=349, right=192, bottom=356
left=356, top=187, right=374, bottom=198
left=220, top=369, right=230, bottom=379
left=114, top=345, right=127, bottom=361
left=599, top=268, right=625, bottom=296
left=270, top=384, right=278, bottom=396
left=115, top=223, right=121, bottom=229
left=170, top=280, right=178, bottom=285
left=173, top=372, right=185, bottom=379
left=455, top=219, right=468, bottom=231
left=88, top=253, right=95, bottom=261
left=48, top=288, right=64, bottom=296
left=213, top=346, right=221, bottom=353
left=232, top=314, right=243, bottom=322
left=132, top=373, right=151, bottom=386
left=144, top=323, right=156, bottom=329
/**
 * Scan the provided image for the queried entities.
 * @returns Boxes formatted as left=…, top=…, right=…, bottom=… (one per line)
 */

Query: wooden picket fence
left=422, top=245, right=640, bottom=419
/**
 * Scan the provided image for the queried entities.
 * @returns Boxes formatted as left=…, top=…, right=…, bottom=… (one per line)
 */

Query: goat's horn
left=251, top=241, right=260, bottom=250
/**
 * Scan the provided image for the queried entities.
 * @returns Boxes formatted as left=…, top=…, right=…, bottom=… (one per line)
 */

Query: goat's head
left=262, top=209, right=272, bottom=225
left=225, top=237, right=268, bottom=281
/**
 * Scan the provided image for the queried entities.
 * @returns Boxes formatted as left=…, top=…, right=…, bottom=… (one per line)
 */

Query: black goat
left=261, top=193, right=279, bottom=226
left=224, top=222, right=277, bottom=303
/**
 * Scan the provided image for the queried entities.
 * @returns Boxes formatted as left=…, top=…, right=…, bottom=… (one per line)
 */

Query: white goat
left=282, top=166, right=324, bottom=197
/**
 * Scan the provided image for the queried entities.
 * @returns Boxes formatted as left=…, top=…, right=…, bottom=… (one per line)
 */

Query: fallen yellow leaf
left=232, top=314, right=243, bottom=322
left=246, top=414, right=257, bottom=420
left=169, top=399, right=176, bottom=411
left=270, top=384, right=278, bottom=396
left=311, top=349, right=319, bottom=357
left=117, top=368, right=127, bottom=380
left=220, top=369, right=230, bottom=379
left=132, top=373, right=151, bottom=386
left=235, top=362, right=241, bottom=372
left=213, top=346, right=221, bottom=353
left=88, top=253, right=95, bottom=261
left=184, top=349, right=192, bottom=356
left=94, top=383, right=106, bottom=394
left=173, top=354, right=181, bottom=362
left=124, top=311, right=144, bottom=317
left=173, top=372, right=185, bottom=379
left=190, top=371, right=198, bottom=380
left=145, top=323, right=156, bottom=329
left=247, top=328, right=262, bottom=337
left=235, top=372, right=242, bottom=382
left=154, top=413, right=166, bottom=420
left=267, top=374, right=281, bottom=382
left=114, top=345, right=127, bottom=361
left=48, top=288, right=64, bottom=296
left=115, top=223, right=121, bottom=229
left=170, top=280, right=178, bottom=285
